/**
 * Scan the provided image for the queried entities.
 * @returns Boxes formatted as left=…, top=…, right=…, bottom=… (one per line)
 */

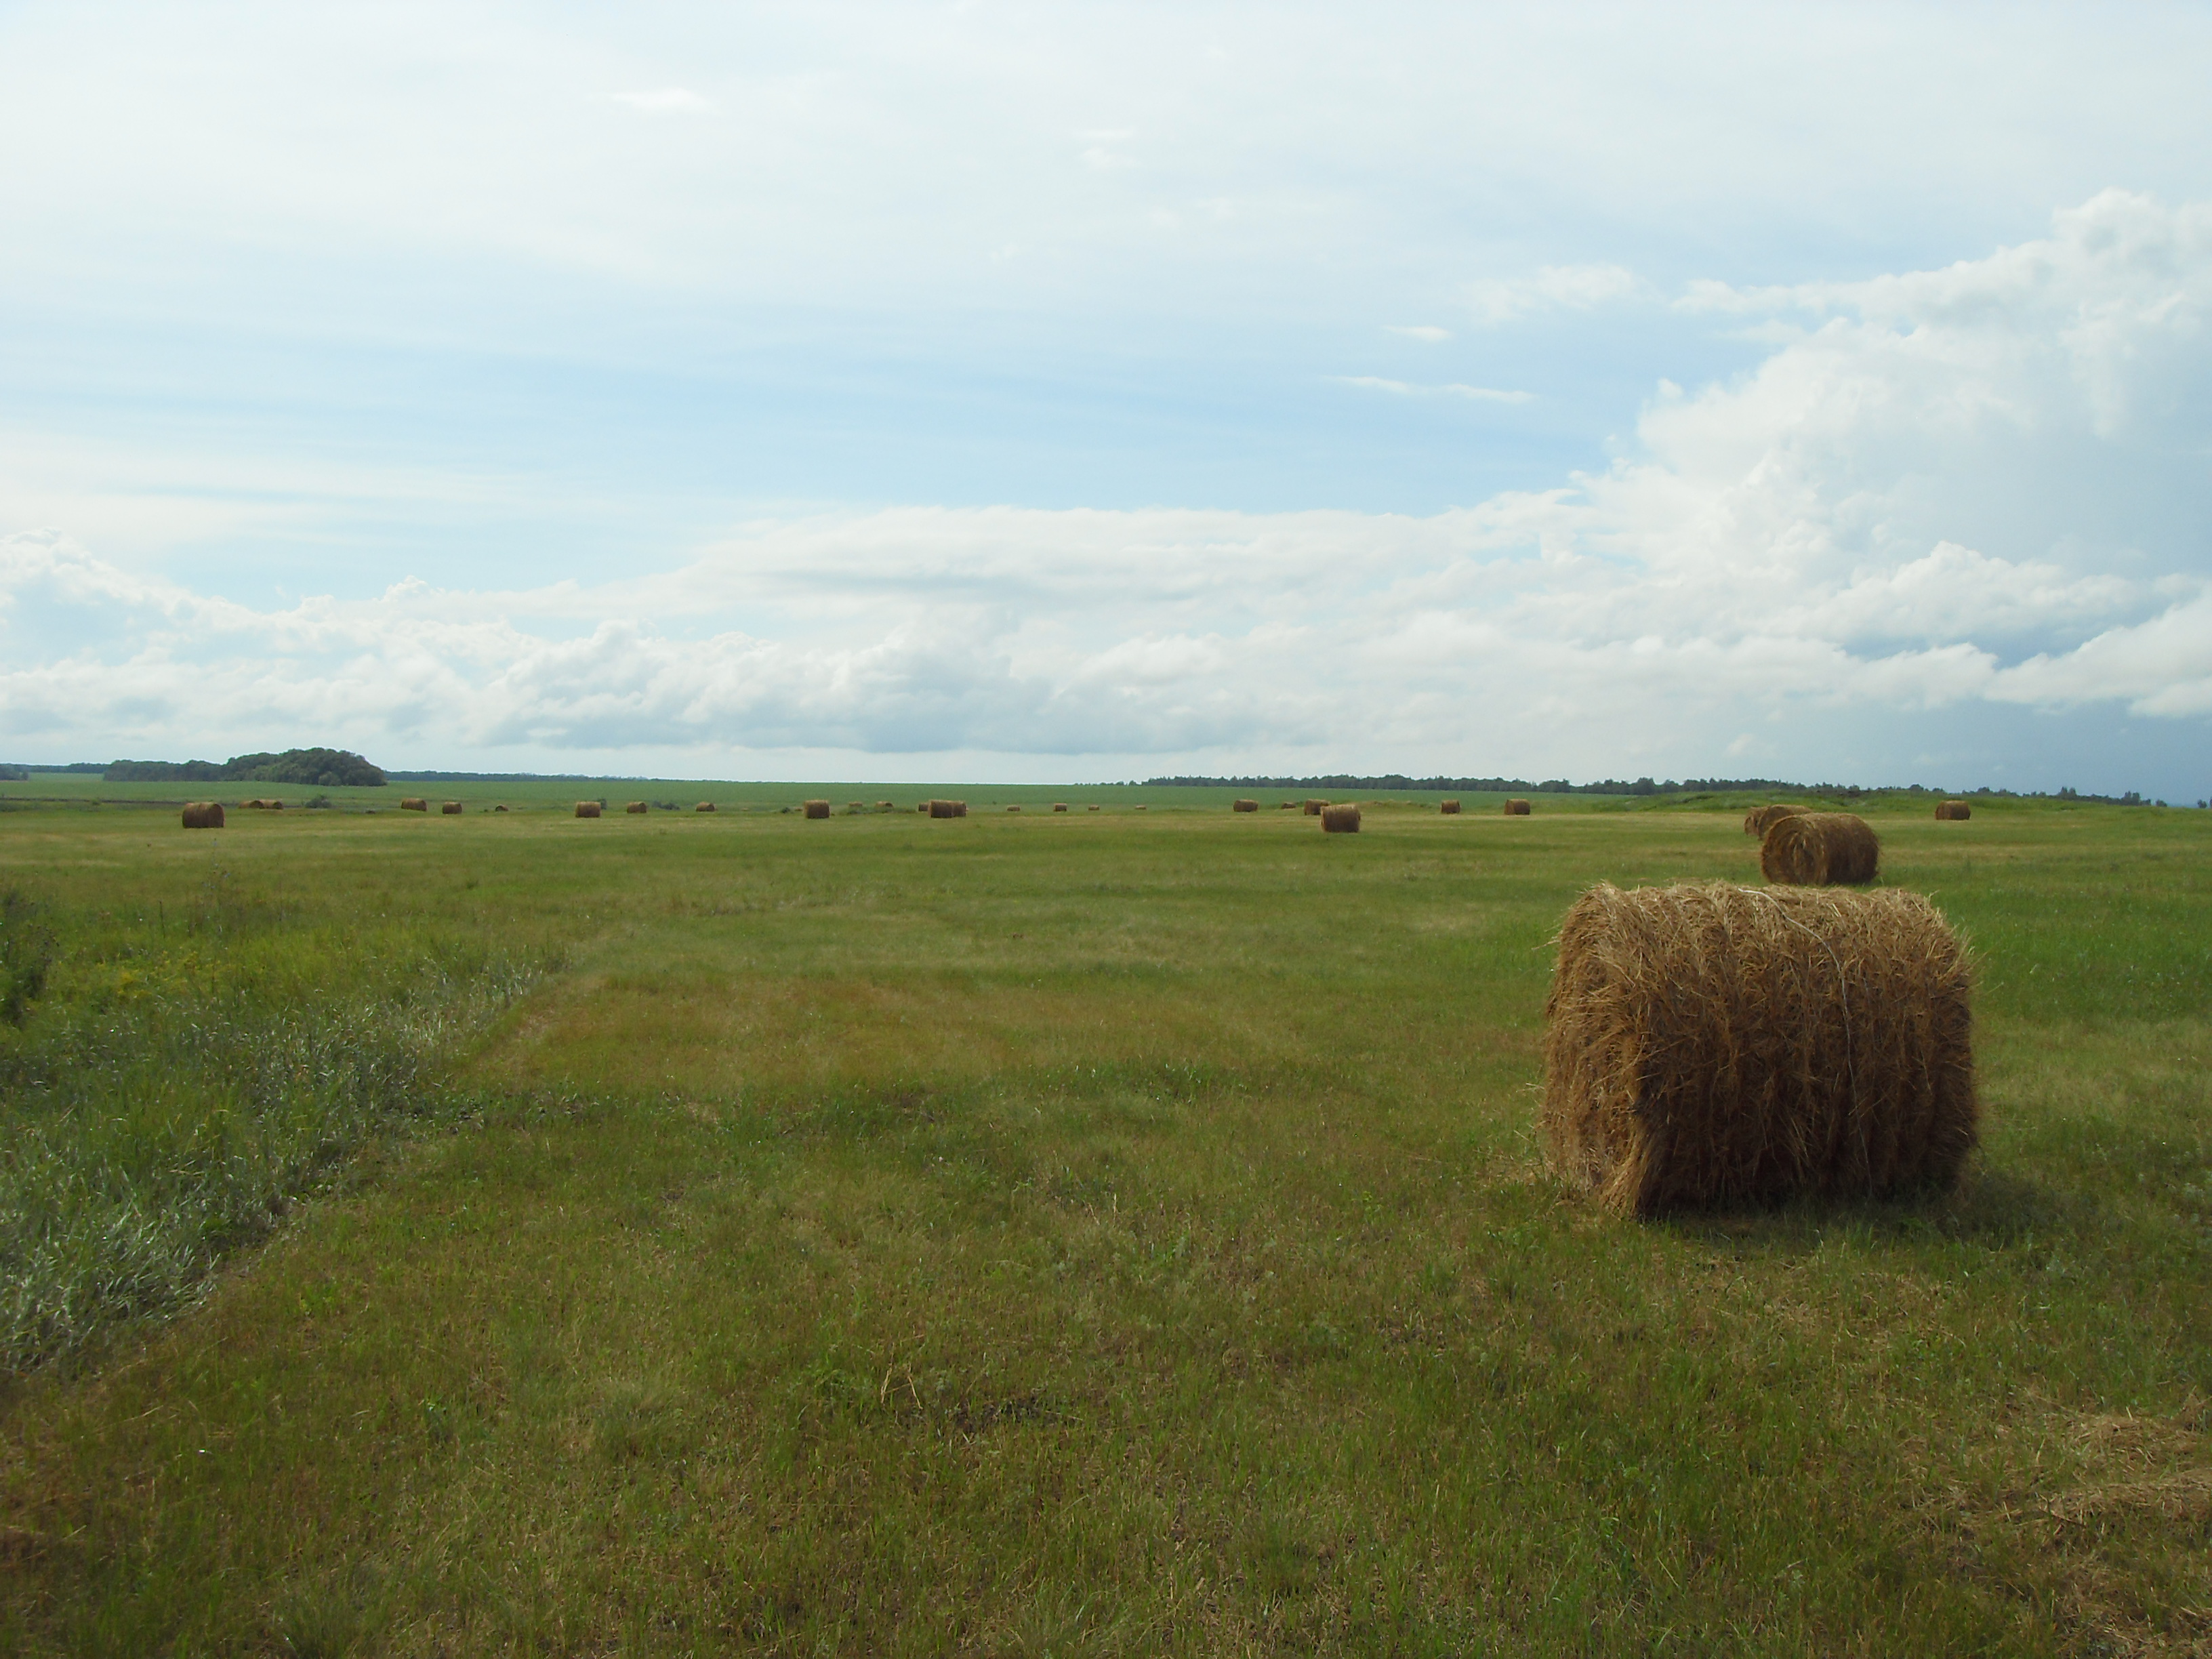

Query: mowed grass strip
left=0, top=802, right=2207, bottom=1655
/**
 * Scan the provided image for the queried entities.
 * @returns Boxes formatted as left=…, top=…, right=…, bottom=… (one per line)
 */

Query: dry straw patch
left=1761, top=812, right=1880, bottom=886
left=1321, top=804, right=1361, bottom=834
left=1743, top=804, right=1808, bottom=836
left=1540, top=880, right=1977, bottom=1216
left=1936, top=800, right=1973, bottom=821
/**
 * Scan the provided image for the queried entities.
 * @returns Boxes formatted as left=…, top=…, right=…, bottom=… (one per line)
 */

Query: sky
left=2, top=2, right=2209, bottom=795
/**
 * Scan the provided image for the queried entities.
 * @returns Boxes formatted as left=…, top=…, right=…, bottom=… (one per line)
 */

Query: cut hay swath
left=180, top=802, right=225, bottom=830
left=803, top=800, right=831, bottom=819
left=400, top=797, right=428, bottom=813
left=1541, top=880, right=1976, bottom=1216
left=1321, top=803, right=1361, bottom=833
left=1936, top=800, right=1973, bottom=821
left=1304, top=799, right=1326, bottom=815
left=1440, top=800, right=1461, bottom=815
left=443, top=801, right=464, bottom=815
left=1743, top=804, right=1808, bottom=837
left=696, top=802, right=716, bottom=813
left=575, top=802, right=601, bottom=819
left=1761, top=812, right=1879, bottom=886
left=1504, top=799, right=1532, bottom=816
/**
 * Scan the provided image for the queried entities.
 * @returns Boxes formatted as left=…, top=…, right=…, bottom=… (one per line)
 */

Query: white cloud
left=1467, top=264, right=1642, bottom=325
left=1385, top=325, right=1452, bottom=342
left=604, top=88, right=712, bottom=115
left=1331, top=377, right=1532, bottom=403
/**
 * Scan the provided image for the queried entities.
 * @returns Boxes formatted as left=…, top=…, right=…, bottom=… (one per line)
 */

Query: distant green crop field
left=0, top=796, right=2205, bottom=1655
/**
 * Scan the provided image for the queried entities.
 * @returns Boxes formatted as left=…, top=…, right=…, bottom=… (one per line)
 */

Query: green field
left=0, top=792, right=2206, bottom=1655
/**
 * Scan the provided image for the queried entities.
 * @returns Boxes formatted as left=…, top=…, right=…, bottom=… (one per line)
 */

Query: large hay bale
left=1303, top=799, right=1326, bottom=815
left=494, top=804, right=508, bottom=813
left=928, top=799, right=957, bottom=819
left=1936, top=800, right=1972, bottom=821
left=954, top=800, right=968, bottom=817
left=1761, top=812, right=1879, bottom=886
left=696, top=802, right=716, bottom=813
left=1321, top=802, right=1361, bottom=833
left=1504, top=798, right=1531, bottom=816
left=1086, top=804, right=1100, bottom=812
left=1006, top=804, right=1022, bottom=813
left=803, top=799, right=831, bottom=819
left=267, top=798, right=283, bottom=811
left=443, top=800, right=464, bottom=815
left=1541, top=880, right=1976, bottom=1215
left=400, top=797, right=428, bottom=812
left=181, top=801, right=225, bottom=829
left=1440, top=799, right=1460, bottom=815
left=1743, top=803, right=1808, bottom=837
left=1233, top=798, right=1258, bottom=813
left=624, top=800, right=647, bottom=815
left=1052, top=803, right=1067, bottom=813
left=575, top=801, right=602, bottom=818
left=1279, top=801, right=1295, bottom=810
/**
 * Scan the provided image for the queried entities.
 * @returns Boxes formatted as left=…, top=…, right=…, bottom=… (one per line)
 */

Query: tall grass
left=0, top=890, right=542, bottom=1372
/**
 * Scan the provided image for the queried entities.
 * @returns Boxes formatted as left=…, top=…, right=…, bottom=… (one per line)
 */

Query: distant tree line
left=100, top=748, right=386, bottom=787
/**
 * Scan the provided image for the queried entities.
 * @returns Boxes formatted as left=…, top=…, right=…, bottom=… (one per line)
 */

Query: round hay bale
left=1761, top=812, right=1879, bottom=886
left=1541, top=880, right=1976, bottom=1216
left=268, top=798, right=283, bottom=811
left=1936, top=800, right=1972, bottom=821
left=1743, top=803, right=1809, bottom=837
left=876, top=801, right=894, bottom=811
left=623, top=800, right=647, bottom=815
left=928, top=799, right=956, bottom=819
left=1233, top=798, right=1259, bottom=813
left=803, top=800, right=831, bottom=819
left=1086, top=804, right=1100, bottom=812
left=443, top=800, right=464, bottom=815
left=181, top=801, right=225, bottom=829
left=400, top=797, right=428, bottom=812
left=575, top=801, right=602, bottom=819
left=1279, top=801, right=1295, bottom=809
left=1134, top=805, right=1146, bottom=812
left=954, top=801, right=968, bottom=817
left=1052, top=802, right=1067, bottom=812
left=1440, top=799, right=1461, bottom=815
left=1504, top=798, right=1532, bottom=816
left=1006, top=804, right=1022, bottom=813
left=1321, top=802, right=1361, bottom=833
left=1303, top=799, right=1326, bottom=815
left=494, top=804, right=509, bottom=813
left=695, top=802, right=716, bottom=813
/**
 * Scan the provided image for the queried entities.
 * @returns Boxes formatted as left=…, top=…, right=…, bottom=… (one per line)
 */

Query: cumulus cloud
left=3, top=194, right=2208, bottom=785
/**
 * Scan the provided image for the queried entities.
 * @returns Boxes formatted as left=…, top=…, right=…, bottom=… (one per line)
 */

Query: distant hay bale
left=803, top=799, right=831, bottom=819
left=1134, top=805, right=1146, bottom=812
left=575, top=801, right=601, bottom=819
left=1303, top=799, right=1326, bottom=815
left=1053, top=803, right=1067, bottom=812
left=268, top=798, right=283, bottom=811
left=400, top=797, right=428, bottom=812
left=1541, top=880, right=1977, bottom=1216
left=695, top=802, right=716, bottom=813
left=1233, top=798, right=1258, bottom=813
left=1279, top=801, right=1295, bottom=809
left=876, top=801, right=894, bottom=811
left=443, top=800, right=464, bottom=815
left=1006, top=804, right=1022, bottom=813
left=928, top=799, right=957, bottom=819
left=1087, top=804, right=1100, bottom=812
left=1936, top=800, right=1972, bottom=821
left=181, top=801, right=224, bottom=830
left=1440, top=799, right=1460, bottom=815
left=494, top=804, right=508, bottom=813
left=1321, top=802, right=1361, bottom=834
left=1743, top=803, right=1808, bottom=837
left=1504, top=798, right=1532, bottom=815
left=954, top=800, right=968, bottom=817
left=1761, top=812, right=1879, bottom=886
left=848, top=802, right=865, bottom=811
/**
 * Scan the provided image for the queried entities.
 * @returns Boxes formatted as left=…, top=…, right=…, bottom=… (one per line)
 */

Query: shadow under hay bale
left=575, top=802, right=601, bottom=819
left=803, top=800, right=831, bottom=819
left=1441, top=799, right=1460, bottom=815
left=1504, top=798, right=1531, bottom=816
left=400, top=797, right=428, bottom=813
left=443, top=801, right=463, bottom=815
left=1936, top=800, right=1972, bottom=821
left=181, top=802, right=224, bottom=830
left=1542, top=880, right=1976, bottom=1216
left=1233, top=798, right=1258, bottom=813
left=1321, top=803, right=1361, bottom=833
left=1744, top=803, right=1808, bottom=836
left=1761, top=811, right=1879, bottom=886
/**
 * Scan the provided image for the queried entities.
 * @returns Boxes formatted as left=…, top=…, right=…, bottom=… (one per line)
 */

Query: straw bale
left=877, top=802, right=894, bottom=811
left=1303, top=799, right=1326, bottom=815
left=181, top=801, right=225, bottom=829
left=494, top=804, right=508, bottom=813
left=696, top=802, right=716, bottom=813
left=1761, top=812, right=1879, bottom=886
left=1006, top=804, right=1022, bottom=813
left=1541, top=880, right=1976, bottom=1215
left=849, top=802, right=865, bottom=811
left=804, top=799, right=831, bottom=819
left=1935, top=800, right=1972, bottom=821
left=954, top=801, right=968, bottom=817
left=928, top=799, right=957, bottom=819
left=1743, top=803, right=1808, bottom=837
left=1504, top=798, right=1532, bottom=815
left=1441, top=800, right=1460, bottom=815
left=268, top=798, right=283, bottom=811
left=575, top=801, right=602, bottom=818
left=1233, top=798, right=1259, bottom=813
left=1279, top=801, right=1295, bottom=809
left=1052, top=803, right=1067, bottom=812
left=1087, top=804, right=1100, bottom=812
left=1321, top=802, right=1361, bottom=834
left=443, top=800, right=464, bottom=815
left=1134, top=805, right=1146, bottom=812
left=400, top=797, right=428, bottom=812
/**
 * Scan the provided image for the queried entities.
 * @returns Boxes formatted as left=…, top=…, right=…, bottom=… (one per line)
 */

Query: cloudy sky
left=3, top=3, right=2209, bottom=793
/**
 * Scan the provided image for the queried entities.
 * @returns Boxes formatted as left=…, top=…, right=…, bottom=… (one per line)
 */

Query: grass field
left=0, top=792, right=2207, bottom=1655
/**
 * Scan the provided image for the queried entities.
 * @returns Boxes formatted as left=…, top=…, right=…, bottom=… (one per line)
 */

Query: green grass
left=0, top=797, right=2206, bottom=1655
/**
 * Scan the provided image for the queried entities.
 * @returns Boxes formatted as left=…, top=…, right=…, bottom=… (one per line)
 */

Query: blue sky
left=3, top=2, right=2211, bottom=794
